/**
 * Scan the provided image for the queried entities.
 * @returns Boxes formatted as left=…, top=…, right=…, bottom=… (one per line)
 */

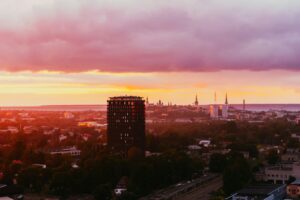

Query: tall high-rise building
left=107, top=96, right=145, bottom=156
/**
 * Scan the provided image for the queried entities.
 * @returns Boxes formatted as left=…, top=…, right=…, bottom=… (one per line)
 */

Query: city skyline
left=0, top=1, right=300, bottom=105
left=0, top=69, right=300, bottom=106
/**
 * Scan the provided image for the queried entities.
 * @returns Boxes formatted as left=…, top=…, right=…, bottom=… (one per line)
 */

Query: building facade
left=260, top=162, right=300, bottom=184
left=107, top=96, right=145, bottom=156
left=209, top=93, right=229, bottom=119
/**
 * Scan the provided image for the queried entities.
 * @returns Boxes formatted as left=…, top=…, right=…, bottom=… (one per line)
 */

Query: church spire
left=214, top=92, right=217, bottom=104
left=225, top=93, right=228, bottom=105
left=195, top=94, right=199, bottom=106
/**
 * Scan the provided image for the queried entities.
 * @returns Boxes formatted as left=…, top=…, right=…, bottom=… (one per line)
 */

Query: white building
left=222, top=104, right=229, bottom=118
left=209, top=93, right=229, bottom=119
left=64, top=112, right=75, bottom=119
left=209, top=105, right=220, bottom=119
left=199, top=140, right=211, bottom=147
left=262, top=162, right=300, bottom=183
left=50, top=146, right=81, bottom=157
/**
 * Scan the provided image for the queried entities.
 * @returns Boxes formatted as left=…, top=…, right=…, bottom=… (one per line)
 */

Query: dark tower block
left=107, top=96, right=145, bottom=157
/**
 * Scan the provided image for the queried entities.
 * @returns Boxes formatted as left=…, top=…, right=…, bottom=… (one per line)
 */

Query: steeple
left=225, top=93, right=228, bottom=105
left=195, top=94, right=199, bottom=106
left=214, top=92, right=217, bottom=104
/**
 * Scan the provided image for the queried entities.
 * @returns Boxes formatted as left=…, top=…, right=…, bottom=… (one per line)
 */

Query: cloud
left=0, top=0, right=299, bottom=72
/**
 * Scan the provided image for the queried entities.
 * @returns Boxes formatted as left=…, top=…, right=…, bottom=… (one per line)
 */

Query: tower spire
left=225, top=93, right=228, bottom=105
left=195, top=94, right=199, bottom=106
left=214, top=92, right=217, bottom=104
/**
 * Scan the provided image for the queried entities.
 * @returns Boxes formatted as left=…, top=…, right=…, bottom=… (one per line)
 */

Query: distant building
left=78, top=121, right=103, bottom=127
left=281, top=149, right=300, bottom=162
left=227, top=184, right=286, bottom=200
left=291, top=133, right=300, bottom=142
left=174, top=118, right=192, bottom=123
left=157, top=99, right=163, bottom=106
left=260, top=162, right=300, bottom=183
left=64, top=112, right=74, bottom=119
left=210, top=104, right=220, bottom=119
left=209, top=93, right=229, bottom=119
left=50, top=146, right=81, bottom=157
left=221, top=105, right=229, bottom=118
left=107, top=96, right=145, bottom=156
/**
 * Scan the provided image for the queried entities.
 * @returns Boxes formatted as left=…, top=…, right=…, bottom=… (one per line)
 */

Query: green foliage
left=223, top=153, right=252, bottom=195
left=209, top=153, right=227, bottom=173
left=49, top=171, right=71, bottom=196
left=1, top=119, right=300, bottom=198
left=210, top=189, right=225, bottom=200
left=93, top=184, right=112, bottom=200
left=266, top=150, right=280, bottom=165
left=9, top=136, right=26, bottom=160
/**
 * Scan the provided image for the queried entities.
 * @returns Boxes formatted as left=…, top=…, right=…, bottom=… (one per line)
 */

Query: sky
left=0, top=0, right=300, bottom=105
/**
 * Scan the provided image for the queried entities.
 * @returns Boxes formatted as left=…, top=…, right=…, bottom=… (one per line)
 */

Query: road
left=174, top=175, right=223, bottom=200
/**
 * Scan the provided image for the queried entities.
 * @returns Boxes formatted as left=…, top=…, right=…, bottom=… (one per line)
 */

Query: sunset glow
left=0, top=0, right=300, bottom=105
left=0, top=70, right=299, bottom=106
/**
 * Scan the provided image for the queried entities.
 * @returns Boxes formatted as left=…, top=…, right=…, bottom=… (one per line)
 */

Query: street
left=174, top=175, right=223, bottom=200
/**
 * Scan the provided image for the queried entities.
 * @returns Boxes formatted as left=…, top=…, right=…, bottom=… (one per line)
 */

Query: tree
left=93, top=184, right=112, bottom=200
left=10, top=137, right=26, bottom=160
left=225, top=121, right=238, bottom=133
left=50, top=171, right=71, bottom=196
left=209, top=153, right=227, bottom=173
left=18, top=167, right=47, bottom=192
left=118, top=191, right=137, bottom=200
left=266, top=150, right=280, bottom=165
left=223, top=153, right=252, bottom=195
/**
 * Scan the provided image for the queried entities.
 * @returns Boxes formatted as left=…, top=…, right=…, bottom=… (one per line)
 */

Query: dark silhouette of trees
left=93, top=184, right=112, bottom=200
left=223, top=153, right=252, bottom=195
left=266, top=150, right=280, bottom=165
left=209, top=153, right=227, bottom=173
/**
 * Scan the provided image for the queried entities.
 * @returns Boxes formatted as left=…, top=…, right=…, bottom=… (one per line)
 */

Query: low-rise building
left=50, top=146, right=81, bottom=157
left=291, top=133, right=300, bottom=141
left=281, top=153, right=300, bottom=162
left=261, top=162, right=300, bottom=183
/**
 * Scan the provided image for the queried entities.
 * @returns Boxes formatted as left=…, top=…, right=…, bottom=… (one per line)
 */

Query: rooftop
left=290, top=179, right=300, bottom=186
left=266, top=166, right=293, bottom=171
left=234, top=184, right=285, bottom=197
left=108, top=96, right=144, bottom=101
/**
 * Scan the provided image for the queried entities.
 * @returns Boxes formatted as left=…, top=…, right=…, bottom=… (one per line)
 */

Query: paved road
left=174, top=176, right=223, bottom=200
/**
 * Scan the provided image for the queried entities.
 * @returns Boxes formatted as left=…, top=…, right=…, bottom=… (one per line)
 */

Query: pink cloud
left=0, top=0, right=299, bottom=72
